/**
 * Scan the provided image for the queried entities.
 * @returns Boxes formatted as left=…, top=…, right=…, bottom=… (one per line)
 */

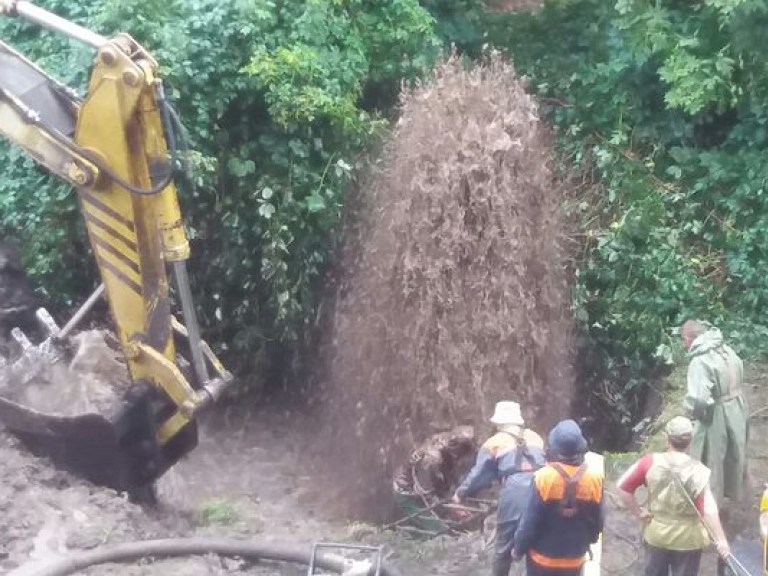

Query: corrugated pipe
left=7, top=537, right=403, bottom=576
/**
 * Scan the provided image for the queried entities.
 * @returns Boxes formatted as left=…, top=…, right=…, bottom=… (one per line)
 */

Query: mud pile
left=0, top=430, right=185, bottom=574
left=315, top=53, right=576, bottom=517
left=0, top=419, right=339, bottom=576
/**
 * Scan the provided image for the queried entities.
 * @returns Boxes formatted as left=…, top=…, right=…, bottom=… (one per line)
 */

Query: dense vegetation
left=0, top=0, right=437, bottom=378
left=2, top=0, right=767, bottom=439
left=478, top=0, right=768, bottom=436
left=420, top=0, right=768, bottom=436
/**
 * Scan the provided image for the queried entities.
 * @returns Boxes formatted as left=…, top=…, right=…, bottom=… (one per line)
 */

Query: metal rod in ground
left=441, top=503, right=489, bottom=513
left=382, top=499, right=447, bottom=530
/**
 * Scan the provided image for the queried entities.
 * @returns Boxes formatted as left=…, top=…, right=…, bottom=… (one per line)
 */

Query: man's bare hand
left=0, top=1, right=18, bottom=15
left=715, top=540, right=730, bottom=559
left=638, top=507, right=652, bottom=522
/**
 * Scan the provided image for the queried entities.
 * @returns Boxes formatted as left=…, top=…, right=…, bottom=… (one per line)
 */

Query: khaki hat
left=490, top=401, right=524, bottom=426
left=665, top=416, right=693, bottom=438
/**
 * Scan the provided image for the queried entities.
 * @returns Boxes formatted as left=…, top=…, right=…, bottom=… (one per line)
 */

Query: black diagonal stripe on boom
left=81, top=193, right=136, bottom=232
left=83, top=210, right=138, bottom=253
left=92, top=234, right=141, bottom=275
left=95, top=253, right=143, bottom=295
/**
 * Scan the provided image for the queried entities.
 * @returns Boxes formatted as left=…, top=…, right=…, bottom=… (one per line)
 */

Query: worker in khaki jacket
left=681, top=320, right=748, bottom=576
left=617, top=416, right=730, bottom=576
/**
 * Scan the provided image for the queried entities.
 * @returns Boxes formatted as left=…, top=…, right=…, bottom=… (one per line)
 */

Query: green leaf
left=306, top=193, right=326, bottom=213
left=259, top=203, right=276, bottom=219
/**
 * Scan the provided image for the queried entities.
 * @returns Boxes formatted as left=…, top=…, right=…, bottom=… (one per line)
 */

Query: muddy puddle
left=0, top=406, right=367, bottom=575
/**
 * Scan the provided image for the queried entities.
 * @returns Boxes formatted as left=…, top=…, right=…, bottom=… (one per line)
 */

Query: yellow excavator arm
left=0, top=1, right=233, bottom=494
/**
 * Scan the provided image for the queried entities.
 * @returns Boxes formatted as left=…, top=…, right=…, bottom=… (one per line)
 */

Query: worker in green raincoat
left=681, top=319, right=749, bottom=576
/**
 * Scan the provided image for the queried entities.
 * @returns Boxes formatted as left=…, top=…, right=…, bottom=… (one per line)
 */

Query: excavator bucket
left=0, top=378, right=198, bottom=494
left=0, top=310, right=197, bottom=494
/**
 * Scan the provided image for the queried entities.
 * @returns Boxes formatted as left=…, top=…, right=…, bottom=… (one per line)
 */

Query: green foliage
left=245, top=0, right=437, bottom=128
left=613, top=0, right=768, bottom=115
left=419, top=0, right=487, bottom=55
left=0, top=0, right=438, bottom=375
left=480, top=0, right=768, bottom=440
left=8, top=0, right=768, bottom=438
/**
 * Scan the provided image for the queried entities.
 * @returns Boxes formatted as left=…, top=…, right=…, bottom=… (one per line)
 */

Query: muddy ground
left=1, top=364, right=766, bottom=575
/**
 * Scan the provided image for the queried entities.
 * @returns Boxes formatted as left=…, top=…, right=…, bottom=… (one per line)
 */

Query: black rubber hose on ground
left=7, top=537, right=404, bottom=576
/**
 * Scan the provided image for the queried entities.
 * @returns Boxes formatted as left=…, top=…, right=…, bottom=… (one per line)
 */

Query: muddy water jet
left=313, top=53, right=578, bottom=518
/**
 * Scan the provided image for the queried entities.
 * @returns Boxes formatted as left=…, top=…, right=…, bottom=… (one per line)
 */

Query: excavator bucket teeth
left=0, top=387, right=198, bottom=494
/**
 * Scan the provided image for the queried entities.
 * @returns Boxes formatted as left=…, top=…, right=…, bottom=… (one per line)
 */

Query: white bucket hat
left=490, top=401, right=524, bottom=426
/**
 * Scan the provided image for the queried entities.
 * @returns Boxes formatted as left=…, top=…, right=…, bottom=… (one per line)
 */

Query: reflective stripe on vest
left=529, top=549, right=586, bottom=569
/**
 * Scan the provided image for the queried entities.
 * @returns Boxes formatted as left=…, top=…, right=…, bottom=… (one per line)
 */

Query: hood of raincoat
left=688, top=327, right=724, bottom=358
left=547, top=419, right=587, bottom=464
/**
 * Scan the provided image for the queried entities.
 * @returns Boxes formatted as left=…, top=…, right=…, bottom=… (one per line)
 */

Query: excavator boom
left=0, top=1, right=232, bottom=494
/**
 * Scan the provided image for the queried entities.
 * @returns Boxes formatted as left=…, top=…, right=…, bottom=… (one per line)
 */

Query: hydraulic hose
left=7, top=537, right=403, bottom=576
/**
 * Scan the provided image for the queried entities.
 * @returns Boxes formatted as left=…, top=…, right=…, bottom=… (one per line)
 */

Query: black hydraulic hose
left=80, top=89, right=178, bottom=196
left=7, top=537, right=404, bottom=576
left=43, top=84, right=180, bottom=196
left=165, top=101, right=196, bottom=193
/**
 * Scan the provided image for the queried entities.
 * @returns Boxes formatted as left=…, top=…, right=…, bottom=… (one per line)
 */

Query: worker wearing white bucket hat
left=490, top=401, right=525, bottom=427
left=454, top=401, right=544, bottom=576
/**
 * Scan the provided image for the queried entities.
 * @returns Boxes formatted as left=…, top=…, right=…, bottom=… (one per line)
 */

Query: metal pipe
left=172, top=261, right=209, bottom=386
left=57, top=283, right=105, bottom=340
left=6, top=537, right=404, bottom=576
left=9, top=2, right=107, bottom=49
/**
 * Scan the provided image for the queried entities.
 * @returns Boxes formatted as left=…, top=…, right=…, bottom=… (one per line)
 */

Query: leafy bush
left=481, top=0, right=768, bottom=442
left=419, top=0, right=488, bottom=55
left=0, top=0, right=438, bottom=377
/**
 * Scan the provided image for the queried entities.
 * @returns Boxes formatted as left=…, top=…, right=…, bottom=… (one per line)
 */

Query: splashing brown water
left=313, top=53, right=578, bottom=518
